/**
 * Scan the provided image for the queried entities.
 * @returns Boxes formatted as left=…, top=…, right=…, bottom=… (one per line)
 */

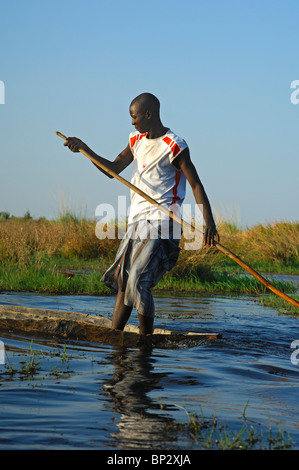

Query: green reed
left=0, top=215, right=298, bottom=302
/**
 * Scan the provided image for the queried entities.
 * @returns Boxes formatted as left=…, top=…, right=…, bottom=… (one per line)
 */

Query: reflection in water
left=102, top=346, right=176, bottom=450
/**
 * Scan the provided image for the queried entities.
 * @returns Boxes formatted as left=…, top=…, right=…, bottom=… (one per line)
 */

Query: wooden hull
left=0, top=304, right=221, bottom=348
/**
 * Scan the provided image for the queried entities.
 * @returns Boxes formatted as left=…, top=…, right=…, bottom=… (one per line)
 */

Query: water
left=0, top=288, right=299, bottom=450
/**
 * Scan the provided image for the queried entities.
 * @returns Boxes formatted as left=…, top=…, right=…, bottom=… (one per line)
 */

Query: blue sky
left=1, top=0, right=298, bottom=227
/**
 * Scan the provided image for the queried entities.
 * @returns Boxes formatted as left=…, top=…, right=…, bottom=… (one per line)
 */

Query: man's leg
left=112, top=276, right=132, bottom=330
left=112, top=291, right=153, bottom=334
left=112, top=279, right=154, bottom=335
left=112, top=289, right=154, bottom=334
left=138, top=313, right=154, bottom=335
left=112, top=290, right=132, bottom=330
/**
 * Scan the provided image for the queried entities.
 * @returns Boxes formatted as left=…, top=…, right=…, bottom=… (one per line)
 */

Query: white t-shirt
left=128, top=129, right=188, bottom=224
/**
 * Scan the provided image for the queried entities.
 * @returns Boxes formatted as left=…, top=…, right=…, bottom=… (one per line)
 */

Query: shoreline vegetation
left=0, top=210, right=298, bottom=314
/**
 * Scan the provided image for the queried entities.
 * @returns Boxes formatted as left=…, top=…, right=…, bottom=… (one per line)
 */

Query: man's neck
left=146, top=122, right=169, bottom=139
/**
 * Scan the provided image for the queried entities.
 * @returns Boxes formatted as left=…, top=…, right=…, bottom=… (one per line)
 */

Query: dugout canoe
left=0, top=304, right=221, bottom=348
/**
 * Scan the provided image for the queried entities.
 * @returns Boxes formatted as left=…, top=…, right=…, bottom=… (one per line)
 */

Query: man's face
left=129, top=102, right=150, bottom=134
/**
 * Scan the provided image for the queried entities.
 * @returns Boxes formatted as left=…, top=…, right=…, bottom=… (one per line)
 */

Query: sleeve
left=163, top=134, right=188, bottom=163
left=129, top=131, right=147, bottom=157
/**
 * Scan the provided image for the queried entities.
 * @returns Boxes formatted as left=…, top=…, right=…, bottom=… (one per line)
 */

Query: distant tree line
left=0, top=210, right=33, bottom=221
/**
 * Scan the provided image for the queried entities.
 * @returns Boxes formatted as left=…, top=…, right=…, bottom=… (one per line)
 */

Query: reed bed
left=0, top=214, right=298, bottom=301
left=185, top=219, right=299, bottom=273
left=0, top=217, right=119, bottom=263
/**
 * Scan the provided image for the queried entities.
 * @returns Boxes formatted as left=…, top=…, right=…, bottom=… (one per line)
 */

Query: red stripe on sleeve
left=171, top=142, right=181, bottom=157
left=163, top=136, right=172, bottom=146
left=130, top=135, right=138, bottom=148
left=163, top=136, right=181, bottom=158
left=130, top=133, right=147, bottom=148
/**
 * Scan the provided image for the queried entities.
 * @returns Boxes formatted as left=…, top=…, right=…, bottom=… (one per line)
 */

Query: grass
left=185, top=218, right=299, bottom=274
left=170, top=402, right=294, bottom=450
left=0, top=213, right=298, bottom=309
left=0, top=253, right=111, bottom=295
left=258, top=293, right=299, bottom=315
left=5, top=340, right=74, bottom=379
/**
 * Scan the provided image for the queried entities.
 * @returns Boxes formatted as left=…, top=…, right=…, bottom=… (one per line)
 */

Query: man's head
left=129, top=93, right=161, bottom=134
left=130, top=93, right=160, bottom=115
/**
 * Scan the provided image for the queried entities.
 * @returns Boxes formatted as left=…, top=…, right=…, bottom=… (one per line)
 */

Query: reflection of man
left=102, top=347, right=174, bottom=449
left=64, top=93, right=219, bottom=335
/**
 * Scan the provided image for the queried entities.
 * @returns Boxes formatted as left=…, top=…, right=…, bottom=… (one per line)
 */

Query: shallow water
left=0, top=289, right=299, bottom=450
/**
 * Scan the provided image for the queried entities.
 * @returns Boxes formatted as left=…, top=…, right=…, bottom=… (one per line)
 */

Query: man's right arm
left=64, top=137, right=133, bottom=178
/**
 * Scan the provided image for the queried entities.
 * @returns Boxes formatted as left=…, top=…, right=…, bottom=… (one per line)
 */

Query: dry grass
left=0, top=218, right=120, bottom=266
left=1, top=216, right=299, bottom=271
left=184, top=219, right=299, bottom=272
left=0, top=216, right=298, bottom=297
left=242, top=221, right=299, bottom=266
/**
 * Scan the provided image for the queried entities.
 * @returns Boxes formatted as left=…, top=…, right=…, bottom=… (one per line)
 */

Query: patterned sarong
left=101, top=220, right=181, bottom=318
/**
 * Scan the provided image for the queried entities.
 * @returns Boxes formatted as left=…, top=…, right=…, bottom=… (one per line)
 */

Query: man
left=64, top=92, right=219, bottom=335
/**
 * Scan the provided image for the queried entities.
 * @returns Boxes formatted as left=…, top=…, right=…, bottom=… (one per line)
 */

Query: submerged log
left=0, top=304, right=221, bottom=348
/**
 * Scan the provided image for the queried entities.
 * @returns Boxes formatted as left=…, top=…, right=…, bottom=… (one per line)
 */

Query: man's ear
left=145, top=110, right=152, bottom=120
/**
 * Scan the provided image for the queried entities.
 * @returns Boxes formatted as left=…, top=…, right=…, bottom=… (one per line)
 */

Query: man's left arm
left=175, top=148, right=220, bottom=246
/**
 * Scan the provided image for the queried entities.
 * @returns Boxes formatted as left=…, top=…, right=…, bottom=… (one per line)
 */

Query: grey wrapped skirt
left=101, top=220, right=181, bottom=318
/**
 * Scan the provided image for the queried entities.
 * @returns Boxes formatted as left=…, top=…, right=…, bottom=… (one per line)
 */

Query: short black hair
left=130, top=93, right=160, bottom=115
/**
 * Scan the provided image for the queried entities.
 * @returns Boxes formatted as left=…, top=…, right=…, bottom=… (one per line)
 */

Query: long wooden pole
left=56, top=131, right=299, bottom=309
